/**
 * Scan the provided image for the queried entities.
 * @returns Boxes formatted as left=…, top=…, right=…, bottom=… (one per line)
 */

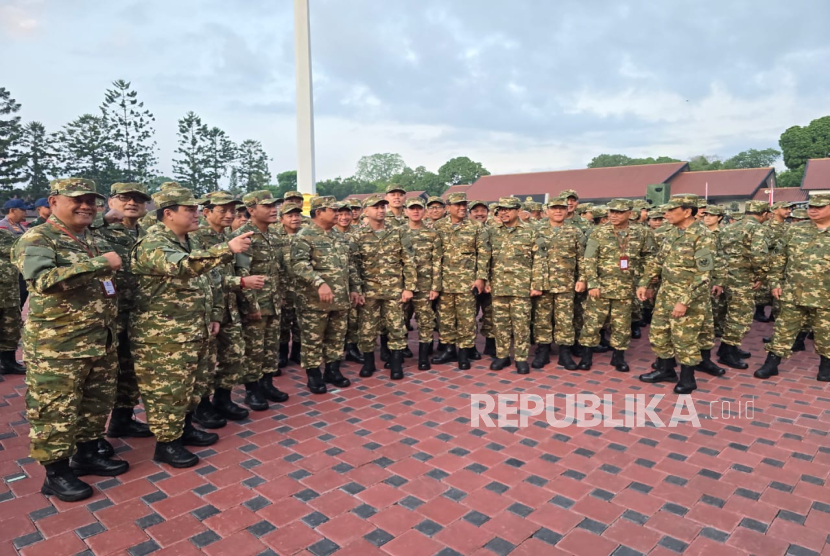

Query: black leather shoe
left=557, top=345, right=578, bottom=370
left=182, top=413, right=219, bottom=447
left=762, top=337, right=771, bottom=344
left=639, top=358, right=678, bottom=383
left=360, top=352, right=376, bottom=377
left=212, top=388, right=249, bottom=421
left=718, top=343, right=748, bottom=370
left=306, top=367, right=328, bottom=394
left=42, top=459, right=93, bottom=502
left=753, top=305, right=771, bottom=322
left=674, top=365, right=697, bottom=394
left=323, top=361, right=351, bottom=388
left=735, top=347, right=751, bottom=359
left=432, top=344, right=457, bottom=364
left=402, top=346, right=413, bottom=358
left=278, top=343, right=289, bottom=368
left=380, top=335, right=392, bottom=362
left=153, top=439, right=198, bottom=468
left=193, top=396, right=227, bottom=429
left=483, top=338, right=496, bottom=357
left=516, top=361, right=530, bottom=375
left=490, top=357, right=511, bottom=370
left=418, top=343, right=431, bottom=370
left=754, top=352, right=781, bottom=379
left=107, top=407, right=153, bottom=438
left=792, top=332, right=807, bottom=352
left=260, top=373, right=289, bottom=403
left=610, top=349, right=629, bottom=372
left=244, top=382, right=269, bottom=411
left=630, top=324, right=641, bottom=339
left=97, top=438, right=115, bottom=458
left=576, top=349, right=593, bottom=370
left=289, top=341, right=302, bottom=364
left=0, top=350, right=25, bottom=374
left=70, top=440, right=129, bottom=476
left=697, top=349, right=725, bottom=377
left=532, top=344, right=550, bottom=369
left=345, top=343, right=365, bottom=363
left=458, top=348, right=471, bottom=370
left=390, top=350, right=404, bottom=380
left=817, top=355, right=830, bottom=382
left=469, top=347, right=482, bottom=361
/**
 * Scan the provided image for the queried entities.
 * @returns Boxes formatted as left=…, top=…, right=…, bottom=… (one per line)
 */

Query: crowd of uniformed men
left=4, top=176, right=830, bottom=502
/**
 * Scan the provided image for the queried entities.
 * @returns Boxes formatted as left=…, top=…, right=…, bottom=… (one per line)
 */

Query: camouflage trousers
left=25, top=351, right=118, bottom=464
left=298, top=308, right=347, bottom=369
left=573, top=291, right=588, bottom=341
left=477, top=292, right=494, bottom=339
left=279, top=296, right=300, bottom=345
left=242, top=313, right=280, bottom=384
left=650, top=293, right=708, bottom=367
left=697, top=293, right=715, bottom=351
left=215, top=321, right=246, bottom=390
left=437, top=291, right=477, bottom=349
left=358, top=298, right=407, bottom=353
left=767, top=303, right=830, bottom=359
left=631, top=295, right=643, bottom=324
left=114, top=327, right=140, bottom=409
left=0, top=305, right=21, bottom=352
left=721, top=283, right=754, bottom=347
left=410, top=292, right=437, bottom=343
left=346, top=305, right=360, bottom=344
left=581, top=296, right=633, bottom=350
left=533, top=292, right=575, bottom=346
left=712, top=292, right=727, bottom=337
left=492, top=296, right=532, bottom=360
left=133, top=340, right=208, bottom=442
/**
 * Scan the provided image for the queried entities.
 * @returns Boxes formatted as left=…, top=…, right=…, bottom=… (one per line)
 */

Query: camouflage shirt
left=402, top=225, right=442, bottom=293
left=488, top=221, right=546, bottom=296
left=437, top=218, right=491, bottom=293
left=291, top=223, right=359, bottom=312
left=765, top=218, right=789, bottom=253
left=92, top=221, right=145, bottom=319
left=583, top=223, right=657, bottom=299
left=12, top=215, right=117, bottom=359
left=718, top=217, right=770, bottom=284
left=769, top=221, right=830, bottom=308
left=536, top=221, right=586, bottom=293
left=191, top=225, right=243, bottom=325
left=231, top=222, right=284, bottom=317
left=386, top=210, right=408, bottom=228
left=353, top=225, right=417, bottom=300
left=130, top=225, right=232, bottom=344
left=0, top=229, right=20, bottom=309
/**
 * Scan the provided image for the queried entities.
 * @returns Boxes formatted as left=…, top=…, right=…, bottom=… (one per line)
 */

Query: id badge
left=101, top=279, right=117, bottom=298
left=619, top=256, right=629, bottom=271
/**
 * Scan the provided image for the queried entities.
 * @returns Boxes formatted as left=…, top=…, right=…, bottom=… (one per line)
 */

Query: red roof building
left=802, top=158, right=830, bottom=192
left=668, top=168, right=775, bottom=203
left=440, top=184, right=471, bottom=199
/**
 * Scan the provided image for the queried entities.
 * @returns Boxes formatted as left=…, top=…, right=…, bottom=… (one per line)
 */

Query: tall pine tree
left=101, top=79, right=158, bottom=182
left=53, top=114, right=119, bottom=189
left=0, top=87, right=25, bottom=191
left=19, top=122, right=57, bottom=197
left=172, top=111, right=208, bottom=193
left=201, top=126, right=236, bottom=194
left=236, top=139, right=271, bottom=192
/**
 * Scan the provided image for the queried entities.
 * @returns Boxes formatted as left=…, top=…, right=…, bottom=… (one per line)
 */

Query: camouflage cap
left=772, top=201, right=794, bottom=210
left=446, top=192, right=468, bottom=205
left=705, top=205, right=724, bottom=216
left=349, top=199, right=363, bottom=209
left=49, top=177, right=104, bottom=199
left=497, top=196, right=521, bottom=209
left=405, top=197, right=425, bottom=209
left=547, top=196, right=569, bottom=208
left=426, top=196, right=445, bottom=207
left=281, top=202, right=303, bottom=214
left=283, top=190, right=304, bottom=201
left=110, top=182, right=151, bottom=200
left=334, top=201, right=352, bottom=211
left=592, top=206, right=608, bottom=218
left=362, top=194, right=388, bottom=208
left=559, top=189, right=579, bottom=200
left=791, top=208, right=808, bottom=219
left=664, top=193, right=700, bottom=209
left=607, top=198, right=633, bottom=211
left=203, top=190, right=241, bottom=206
left=385, top=183, right=406, bottom=194
left=468, top=199, right=488, bottom=210
left=808, top=193, right=830, bottom=207
left=634, top=200, right=650, bottom=210
left=575, top=202, right=594, bottom=213
left=745, top=200, right=771, bottom=213
left=310, top=196, right=336, bottom=210
left=696, top=198, right=709, bottom=208
left=647, top=210, right=664, bottom=219
left=159, top=181, right=183, bottom=192
left=243, top=190, right=278, bottom=207
left=152, top=187, right=200, bottom=209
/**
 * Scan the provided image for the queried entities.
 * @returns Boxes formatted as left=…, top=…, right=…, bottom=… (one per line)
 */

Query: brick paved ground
left=1, top=322, right=829, bottom=556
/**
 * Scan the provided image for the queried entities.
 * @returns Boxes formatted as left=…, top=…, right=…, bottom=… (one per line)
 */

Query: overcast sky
left=3, top=0, right=828, bottom=181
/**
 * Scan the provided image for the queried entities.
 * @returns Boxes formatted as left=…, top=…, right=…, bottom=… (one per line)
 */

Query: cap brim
left=56, top=191, right=106, bottom=199
left=114, top=189, right=152, bottom=201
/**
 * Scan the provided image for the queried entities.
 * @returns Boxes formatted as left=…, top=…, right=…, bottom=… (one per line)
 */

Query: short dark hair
left=688, top=206, right=698, bottom=217
left=159, top=205, right=181, bottom=221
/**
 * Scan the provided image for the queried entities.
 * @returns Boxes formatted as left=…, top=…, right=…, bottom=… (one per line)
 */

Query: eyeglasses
left=114, top=194, right=148, bottom=203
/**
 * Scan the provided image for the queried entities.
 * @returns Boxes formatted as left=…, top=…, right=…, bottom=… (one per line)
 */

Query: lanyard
left=50, top=222, right=99, bottom=258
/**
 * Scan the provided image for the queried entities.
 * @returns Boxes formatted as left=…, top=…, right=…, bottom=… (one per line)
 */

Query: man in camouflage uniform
left=426, top=196, right=447, bottom=228
left=638, top=194, right=717, bottom=394
left=0, top=227, right=23, bottom=376
left=402, top=198, right=442, bottom=370
left=532, top=196, right=586, bottom=370
left=192, top=191, right=267, bottom=422
left=432, top=193, right=491, bottom=370
left=756, top=201, right=793, bottom=322
left=714, top=200, right=771, bottom=369
left=579, top=199, right=656, bottom=372
left=469, top=200, right=495, bottom=355
left=334, top=203, right=364, bottom=363
left=30, top=198, right=51, bottom=226
left=353, top=195, right=416, bottom=379
left=701, top=205, right=727, bottom=338
left=90, top=182, right=154, bottom=441
left=350, top=199, right=363, bottom=224
left=232, top=205, right=250, bottom=231
left=487, top=197, right=545, bottom=374
left=274, top=202, right=303, bottom=367
left=755, top=193, right=830, bottom=382
left=791, top=208, right=808, bottom=222
left=385, top=184, right=408, bottom=227
left=233, top=190, right=287, bottom=410
left=131, top=187, right=254, bottom=468
left=292, top=196, right=361, bottom=392
left=14, top=178, right=127, bottom=501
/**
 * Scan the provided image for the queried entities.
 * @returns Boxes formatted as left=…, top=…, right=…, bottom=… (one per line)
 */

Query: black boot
left=244, top=381, right=269, bottom=411
left=432, top=344, right=457, bottom=364
left=593, top=335, right=611, bottom=353
left=718, top=343, right=748, bottom=370
left=792, top=331, right=807, bottom=352
left=763, top=337, right=771, bottom=343
left=323, top=361, right=351, bottom=388
left=193, top=396, right=227, bottom=429
left=182, top=413, right=219, bottom=447
left=674, top=365, right=697, bottom=394
left=753, top=305, right=771, bottom=322
left=697, top=349, right=725, bottom=377
left=576, top=349, right=593, bottom=370
left=557, top=345, right=577, bottom=371
left=754, top=352, right=781, bottom=379
left=516, top=361, right=530, bottom=374
left=306, top=367, right=327, bottom=394
left=41, top=459, right=93, bottom=502
left=735, top=347, right=751, bottom=359
left=458, top=348, right=471, bottom=370
left=817, top=356, right=830, bottom=382
left=490, top=357, right=511, bottom=370
left=289, top=340, right=302, bottom=364
left=390, top=350, right=404, bottom=380
left=260, top=373, right=289, bottom=403
left=483, top=338, right=496, bottom=357
left=97, top=438, right=114, bottom=457
left=0, top=350, right=25, bottom=375
left=360, top=352, right=376, bottom=378
left=639, top=358, right=678, bottom=383
left=212, top=388, right=249, bottom=420
left=631, top=323, right=642, bottom=340
left=345, top=343, right=365, bottom=363
left=380, top=335, right=392, bottom=363
left=418, top=343, right=431, bottom=370
left=402, top=344, right=413, bottom=359
left=153, top=438, right=198, bottom=468
left=437, top=341, right=447, bottom=353
left=106, top=407, right=153, bottom=438
left=69, top=440, right=129, bottom=477
left=531, top=344, right=550, bottom=369
left=468, top=346, right=482, bottom=360
left=278, top=343, right=289, bottom=368
left=610, top=349, right=629, bottom=372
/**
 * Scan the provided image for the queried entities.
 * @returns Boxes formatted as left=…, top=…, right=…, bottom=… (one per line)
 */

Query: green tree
left=277, top=170, right=297, bottom=189
left=355, top=153, right=406, bottom=183
left=53, top=114, right=119, bottom=188
left=387, top=165, right=444, bottom=196
left=19, top=122, right=57, bottom=197
left=172, top=111, right=207, bottom=193
left=776, top=169, right=802, bottom=188
left=316, top=176, right=376, bottom=199
left=201, top=126, right=236, bottom=194
left=779, top=116, right=830, bottom=187
left=0, top=87, right=25, bottom=190
left=587, top=153, right=682, bottom=168
left=235, top=139, right=271, bottom=193
left=437, top=156, right=490, bottom=186
left=722, top=148, right=780, bottom=169
left=100, top=79, right=158, bottom=182
left=688, top=155, right=724, bottom=171
left=145, top=175, right=175, bottom=195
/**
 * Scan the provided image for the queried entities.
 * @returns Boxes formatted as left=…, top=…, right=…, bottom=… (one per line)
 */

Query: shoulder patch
left=694, top=247, right=713, bottom=271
